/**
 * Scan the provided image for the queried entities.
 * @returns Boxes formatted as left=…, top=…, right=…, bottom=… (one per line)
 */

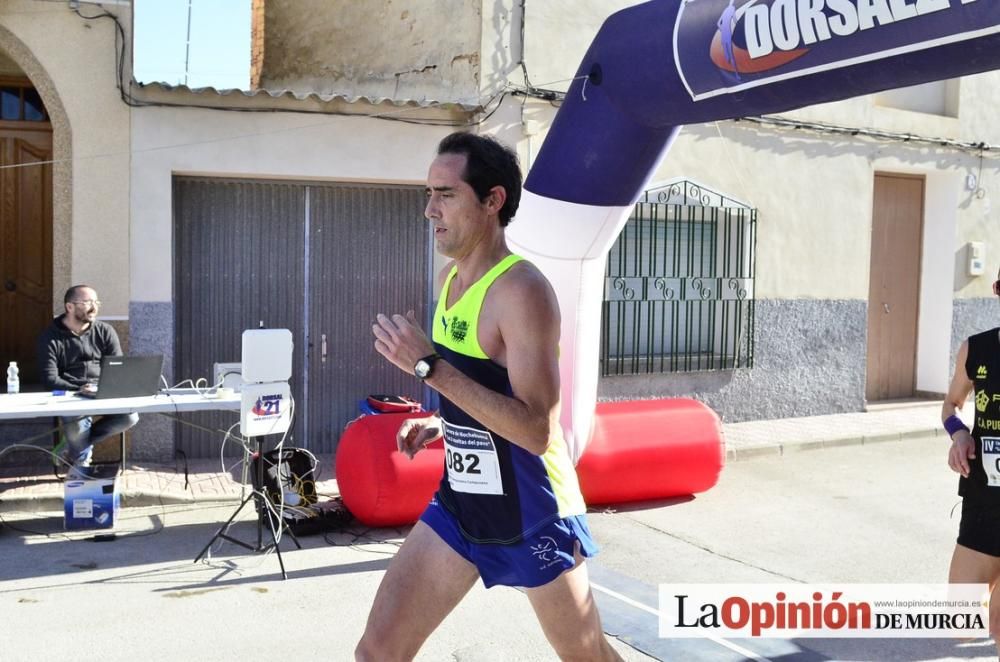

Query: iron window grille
left=601, top=180, right=757, bottom=375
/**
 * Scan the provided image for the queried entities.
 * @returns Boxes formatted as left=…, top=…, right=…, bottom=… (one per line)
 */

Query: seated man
left=37, top=285, right=139, bottom=473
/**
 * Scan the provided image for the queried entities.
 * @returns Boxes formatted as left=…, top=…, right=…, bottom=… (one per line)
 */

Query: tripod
left=194, top=436, right=301, bottom=579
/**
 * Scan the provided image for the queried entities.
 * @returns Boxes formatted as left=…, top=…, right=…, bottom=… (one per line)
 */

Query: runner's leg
left=949, top=543, right=1000, bottom=654
left=356, top=520, right=479, bottom=661
left=524, top=553, right=622, bottom=661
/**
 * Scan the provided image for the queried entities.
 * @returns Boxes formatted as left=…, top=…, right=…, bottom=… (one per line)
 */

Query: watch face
left=415, top=360, right=430, bottom=379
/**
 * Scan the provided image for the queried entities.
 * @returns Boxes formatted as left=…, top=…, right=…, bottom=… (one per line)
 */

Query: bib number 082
left=447, top=449, right=481, bottom=474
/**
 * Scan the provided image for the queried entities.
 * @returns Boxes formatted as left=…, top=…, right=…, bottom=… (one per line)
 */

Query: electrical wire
left=514, top=0, right=565, bottom=104
left=0, top=87, right=510, bottom=174
left=217, top=421, right=246, bottom=476
left=0, top=444, right=167, bottom=541
left=268, top=397, right=295, bottom=545
left=974, top=147, right=987, bottom=198
left=0, top=511, right=78, bottom=541
left=12, top=0, right=998, bottom=181
left=70, top=2, right=516, bottom=126
left=0, top=423, right=62, bottom=447
left=161, top=376, right=221, bottom=398
left=323, top=525, right=405, bottom=555
left=735, top=114, right=1000, bottom=156
left=0, top=2, right=543, bottom=178
left=198, top=396, right=297, bottom=562
left=0, top=391, right=308, bottom=555
left=0, top=442, right=73, bottom=473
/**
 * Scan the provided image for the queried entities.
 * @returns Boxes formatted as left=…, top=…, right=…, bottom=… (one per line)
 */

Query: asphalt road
left=1, top=435, right=994, bottom=661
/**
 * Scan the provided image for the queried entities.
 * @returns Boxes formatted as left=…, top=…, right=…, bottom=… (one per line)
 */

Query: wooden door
left=0, top=125, right=52, bottom=385
left=866, top=173, right=924, bottom=402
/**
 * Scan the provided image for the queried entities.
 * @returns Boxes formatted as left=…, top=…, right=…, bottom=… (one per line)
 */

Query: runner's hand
left=397, top=416, right=442, bottom=460
left=372, top=311, right=435, bottom=375
left=948, top=430, right=976, bottom=478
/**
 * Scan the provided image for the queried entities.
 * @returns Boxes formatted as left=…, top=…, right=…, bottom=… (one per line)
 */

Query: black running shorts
left=958, top=498, right=1000, bottom=557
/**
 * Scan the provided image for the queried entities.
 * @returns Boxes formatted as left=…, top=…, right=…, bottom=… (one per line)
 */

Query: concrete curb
left=0, top=476, right=341, bottom=513
left=1, top=418, right=946, bottom=512
left=0, top=488, right=243, bottom=514
left=725, top=427, right=941, bottom=461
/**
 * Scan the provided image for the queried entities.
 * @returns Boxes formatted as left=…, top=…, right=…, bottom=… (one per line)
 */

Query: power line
left=734, top=114, right=999, bottom=156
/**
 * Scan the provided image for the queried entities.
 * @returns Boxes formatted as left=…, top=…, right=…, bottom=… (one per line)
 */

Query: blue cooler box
left=64, top=470, right=120, bottom=530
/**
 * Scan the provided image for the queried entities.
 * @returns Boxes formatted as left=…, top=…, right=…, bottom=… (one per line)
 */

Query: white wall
left=521, top=0, right=645, bottom=93
left=130, top=103, right=451, bottom=302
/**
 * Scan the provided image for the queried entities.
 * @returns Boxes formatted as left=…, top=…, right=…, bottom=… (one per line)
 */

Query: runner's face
left=424, top=153, right=490, bottom=259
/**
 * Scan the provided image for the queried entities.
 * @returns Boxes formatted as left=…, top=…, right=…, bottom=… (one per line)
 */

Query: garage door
left=173, top=177, right=429, bottom=458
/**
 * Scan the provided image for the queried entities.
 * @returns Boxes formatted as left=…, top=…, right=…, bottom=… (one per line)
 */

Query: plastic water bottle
left=6, top=361, right=19, bottom=394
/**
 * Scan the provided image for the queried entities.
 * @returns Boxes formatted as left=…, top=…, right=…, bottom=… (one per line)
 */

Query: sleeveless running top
left=961, top=327, right=1000, bottom=503
left=432, top=254, right=586, bottom=544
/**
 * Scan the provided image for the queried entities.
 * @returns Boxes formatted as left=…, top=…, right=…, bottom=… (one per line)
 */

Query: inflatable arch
left=506, top=0, right=1000, bottom=463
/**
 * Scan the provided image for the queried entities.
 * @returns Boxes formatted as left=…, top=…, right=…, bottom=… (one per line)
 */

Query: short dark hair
left=64, top=284, right=94, bottom=305
left=437, top=132, right=522, bottom=227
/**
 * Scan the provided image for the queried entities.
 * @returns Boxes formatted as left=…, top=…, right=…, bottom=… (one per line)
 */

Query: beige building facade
left=1, top=0, right=997, bottom=459
left=0, top=0, right=131, bottom=387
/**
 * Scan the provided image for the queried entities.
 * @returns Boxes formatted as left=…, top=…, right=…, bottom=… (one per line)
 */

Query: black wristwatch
left=414, top=353, right=442, bottom=381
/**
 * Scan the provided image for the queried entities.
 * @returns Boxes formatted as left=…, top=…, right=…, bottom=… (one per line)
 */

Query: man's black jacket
left=37, top=314, right=122, bottom=390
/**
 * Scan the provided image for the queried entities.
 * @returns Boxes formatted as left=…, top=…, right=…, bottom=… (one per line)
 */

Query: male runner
left=944, top=272, right=1000, bottom=650
left=358, top=132, right=621, bottom=660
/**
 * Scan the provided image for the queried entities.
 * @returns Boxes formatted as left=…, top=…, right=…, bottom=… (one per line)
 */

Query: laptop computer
left=76, top=355, right=164, bottom=399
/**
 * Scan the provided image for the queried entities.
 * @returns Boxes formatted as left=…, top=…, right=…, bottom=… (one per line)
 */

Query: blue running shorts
left=419, top=496, right=599, bottom=588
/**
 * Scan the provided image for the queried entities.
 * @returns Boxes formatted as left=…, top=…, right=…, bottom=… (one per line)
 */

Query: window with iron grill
left=601, top=181, right=756, bottom=375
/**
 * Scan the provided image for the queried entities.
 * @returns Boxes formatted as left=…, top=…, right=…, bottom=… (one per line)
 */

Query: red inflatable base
left=336, top=398, right=724, bottom=526
left=335, top=413, right=444, bottom=528
left=576, top=398, right=724, bottom=505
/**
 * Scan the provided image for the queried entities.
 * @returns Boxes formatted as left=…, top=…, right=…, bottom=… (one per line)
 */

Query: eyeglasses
left=70, top=299, right=101, bottom=307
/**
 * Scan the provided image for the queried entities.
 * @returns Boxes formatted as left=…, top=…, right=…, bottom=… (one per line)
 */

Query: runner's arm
left=428, top=270, right=560, bottom=456
left=944, top=341, right=975, bottom=477
left=373, top=269, right=560, bottom=456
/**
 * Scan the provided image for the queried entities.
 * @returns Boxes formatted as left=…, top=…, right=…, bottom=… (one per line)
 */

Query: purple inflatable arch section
left=530, top=0, right=1000, bottom=206
left=506, top=0, right=1000, bottom=463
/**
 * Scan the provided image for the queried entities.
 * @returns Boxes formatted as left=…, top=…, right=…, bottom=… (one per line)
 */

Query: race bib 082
left=442, top=419, right=504, bottom=495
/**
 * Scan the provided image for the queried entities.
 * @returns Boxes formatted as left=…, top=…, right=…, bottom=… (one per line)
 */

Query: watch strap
left=416, top=352, right=442, bottom=379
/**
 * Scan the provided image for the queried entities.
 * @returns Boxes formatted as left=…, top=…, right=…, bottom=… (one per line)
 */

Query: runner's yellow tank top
left=434, top=254, right=523, bottom=358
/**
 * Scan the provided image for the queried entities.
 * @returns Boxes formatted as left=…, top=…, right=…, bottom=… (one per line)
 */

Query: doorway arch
left=0, top=24, right=72, bottom=313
